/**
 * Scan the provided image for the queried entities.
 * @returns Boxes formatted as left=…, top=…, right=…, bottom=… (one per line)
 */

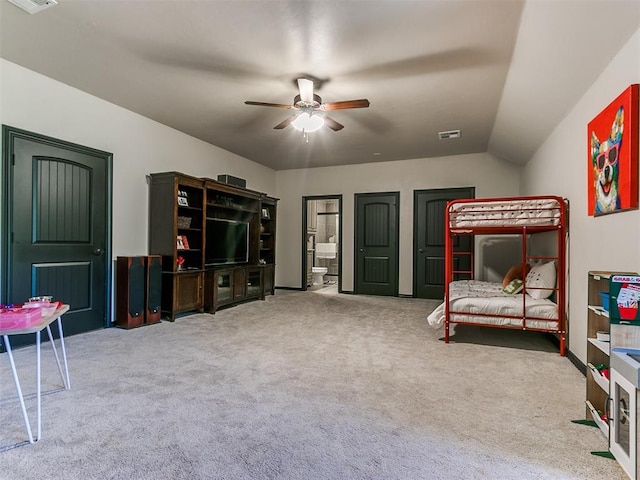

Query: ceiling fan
left=244, top=78, right=370, bottom=132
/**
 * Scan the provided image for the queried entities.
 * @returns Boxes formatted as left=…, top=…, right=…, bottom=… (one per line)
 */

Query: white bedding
left=427, top=280, right=560, bottom=331
left=449, top=198, right=562, bottom=228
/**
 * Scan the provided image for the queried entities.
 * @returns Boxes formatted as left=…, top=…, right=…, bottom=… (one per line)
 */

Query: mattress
left=448, top=198, right=562, bottom=228
left=427, top=280, right=560, bottom=331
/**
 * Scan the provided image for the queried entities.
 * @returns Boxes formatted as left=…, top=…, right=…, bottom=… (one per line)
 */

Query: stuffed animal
left=502, top=263, right=531, bottom=288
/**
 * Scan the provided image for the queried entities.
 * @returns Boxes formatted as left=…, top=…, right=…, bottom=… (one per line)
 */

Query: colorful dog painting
left=591, top=107, right=623, bottom=214
left=587, top=85, right=639, bottom=216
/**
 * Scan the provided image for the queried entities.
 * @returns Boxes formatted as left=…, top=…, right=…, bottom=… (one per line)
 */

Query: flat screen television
left=205, top=218, right=249, bottom=265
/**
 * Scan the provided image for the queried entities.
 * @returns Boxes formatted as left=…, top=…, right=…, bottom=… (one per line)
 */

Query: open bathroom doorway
left=302, top=195, right=342, bottom=292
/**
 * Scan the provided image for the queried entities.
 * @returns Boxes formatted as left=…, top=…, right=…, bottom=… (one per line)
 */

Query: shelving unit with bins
left=585, top=270, right=637, bottom=438
left=586, top=271, right=614, bottom=436
left=149, top=172, right=205, bottom=320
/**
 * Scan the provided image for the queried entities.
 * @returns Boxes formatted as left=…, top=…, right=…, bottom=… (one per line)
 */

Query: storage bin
left=0, top=308, right=42, bottom=329
left=598, top=292, right=610, bottom=312
left=177, top=216, right=192, bottom=229
left=23, top=301, right=58, bottom=316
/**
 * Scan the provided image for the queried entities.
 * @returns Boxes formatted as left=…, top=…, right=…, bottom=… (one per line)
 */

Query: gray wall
left=521, top=27, right=640, bottom=363
left=275, top=153, right=522, bottom=293
left=0, top=59, right=277, bottom=318
left=0, top=59, right=277, bottom=261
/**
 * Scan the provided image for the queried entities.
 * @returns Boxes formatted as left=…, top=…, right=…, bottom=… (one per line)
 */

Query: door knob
left=92, top=248, right=104, bottom=256
left=418, top=248, right=424, bottom=253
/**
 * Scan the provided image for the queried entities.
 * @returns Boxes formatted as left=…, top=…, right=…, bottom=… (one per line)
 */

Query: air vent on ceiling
left=438, top=130, right=461, bottom=140
left=8, top=0, right=57, bottom=14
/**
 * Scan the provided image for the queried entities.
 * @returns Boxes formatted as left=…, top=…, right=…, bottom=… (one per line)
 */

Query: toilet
left=311, top=267, right=328, bottom=286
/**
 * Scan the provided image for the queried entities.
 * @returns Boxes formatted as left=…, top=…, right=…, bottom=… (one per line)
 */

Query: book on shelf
left=177, top=235, right=189, bottom=250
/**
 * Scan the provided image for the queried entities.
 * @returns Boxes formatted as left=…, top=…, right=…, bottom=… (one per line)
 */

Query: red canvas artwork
left=587, top=84, right=639, bottom=216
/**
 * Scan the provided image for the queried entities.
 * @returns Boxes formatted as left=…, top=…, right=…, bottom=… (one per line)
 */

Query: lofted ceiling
left=1, top=0, right=639, bottom=171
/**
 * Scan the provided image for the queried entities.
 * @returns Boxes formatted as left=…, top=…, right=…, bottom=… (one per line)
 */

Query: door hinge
left=12, top=154, right=16, bottom=166
left=10, top=232, right=14, bottom=244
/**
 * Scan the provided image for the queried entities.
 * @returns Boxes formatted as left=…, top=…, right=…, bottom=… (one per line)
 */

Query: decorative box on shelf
left=177, top=189, right=189, bottom=207
left=609, top=275, right=640, bottom=324
left=177, top=216, right=192, bottom=229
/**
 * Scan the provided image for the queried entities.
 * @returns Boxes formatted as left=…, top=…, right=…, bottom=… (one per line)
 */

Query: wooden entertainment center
left=148, top=171, right=277, bottom=320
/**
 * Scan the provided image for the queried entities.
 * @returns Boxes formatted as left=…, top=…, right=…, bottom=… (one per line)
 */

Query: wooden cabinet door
left=263, top=264, right=274, bottom=296
left=175, top=272, right=203, bottom=311
left=246, top=268, right=264, bottom=299
left=233, top=268, right=246, bottom=300
left=214, top=269, right=234, bottom=309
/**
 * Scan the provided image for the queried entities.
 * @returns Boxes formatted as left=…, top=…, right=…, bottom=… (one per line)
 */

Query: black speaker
left=217, top=174, right=246, bottom=188
left=145, top=255, right=162, bottom=324
left=116, top=256, right=145, bottom=328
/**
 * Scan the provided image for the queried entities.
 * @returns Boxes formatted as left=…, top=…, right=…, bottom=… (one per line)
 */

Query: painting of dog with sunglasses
left=587, top=84, right=639, bottom=217
left=591, top=106, right=623, bottom=215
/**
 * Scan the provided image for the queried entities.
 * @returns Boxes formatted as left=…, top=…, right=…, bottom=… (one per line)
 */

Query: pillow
left=502, top=263, right=531, bottom=288
left=503, top=278, right=524, bottom=295
left=525, top=261, right=556, bottom=299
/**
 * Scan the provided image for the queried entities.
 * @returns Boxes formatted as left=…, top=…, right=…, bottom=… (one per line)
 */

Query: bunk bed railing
left=443, top=195, right=568, bottom=355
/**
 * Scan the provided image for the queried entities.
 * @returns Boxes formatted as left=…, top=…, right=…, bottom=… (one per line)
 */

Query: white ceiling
left=1, top=0, right=639, bottom=171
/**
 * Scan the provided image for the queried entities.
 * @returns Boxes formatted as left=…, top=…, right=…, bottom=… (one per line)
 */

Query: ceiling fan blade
left=245, top=101, right=293, bottom=109
left=297, top=78, right=314, bottom=103
left=322, top=99, right=370, bottom=111
left=344, top=48, right=497, bottom=80
left=273, top=115, right=297, bottom=130
left=323, top=116, right=344, bottom=131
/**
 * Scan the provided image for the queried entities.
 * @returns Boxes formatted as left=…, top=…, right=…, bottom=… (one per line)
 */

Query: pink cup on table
left=23, top=301, right=58, bottom=317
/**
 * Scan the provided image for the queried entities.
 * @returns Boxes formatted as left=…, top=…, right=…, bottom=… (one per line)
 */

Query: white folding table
left=1, top=305, right=71, bottom=444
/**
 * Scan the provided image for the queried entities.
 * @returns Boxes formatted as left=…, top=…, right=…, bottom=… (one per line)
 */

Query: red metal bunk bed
left=428, top=195, right=568, bottom=356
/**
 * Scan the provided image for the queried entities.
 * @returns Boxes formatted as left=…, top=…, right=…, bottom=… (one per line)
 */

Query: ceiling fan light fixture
left=292, top=112, right=324, bottom=132
left=245, top=75, right=366, bottom=133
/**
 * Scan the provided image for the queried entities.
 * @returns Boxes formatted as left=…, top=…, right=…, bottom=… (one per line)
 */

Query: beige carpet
left=0, top=288, right=626, bottom=479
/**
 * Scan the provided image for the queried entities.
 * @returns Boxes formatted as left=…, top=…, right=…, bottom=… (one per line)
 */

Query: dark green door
left=355, top=192, right=399, bottom=296
left=3, top=127, right=111, bottom=347
left=414, top=187, right=474, bottom=299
